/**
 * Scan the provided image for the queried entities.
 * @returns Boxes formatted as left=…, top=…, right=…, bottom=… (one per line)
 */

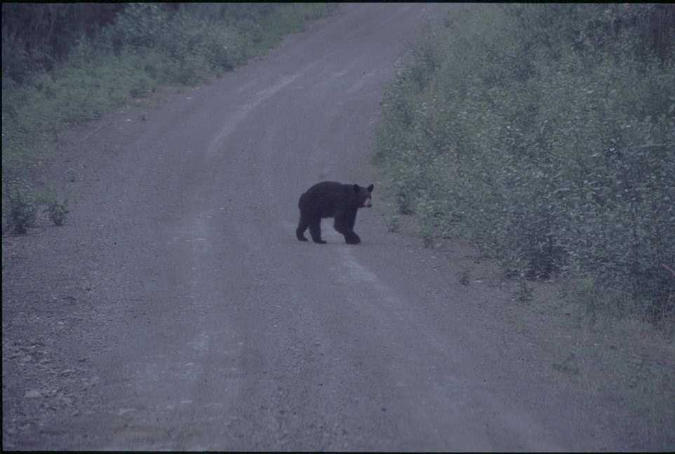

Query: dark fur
left=296, top=181, right=374, bottom=244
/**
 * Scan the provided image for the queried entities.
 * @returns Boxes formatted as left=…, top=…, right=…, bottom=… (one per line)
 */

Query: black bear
left=296, top=181, right=374, bottom=244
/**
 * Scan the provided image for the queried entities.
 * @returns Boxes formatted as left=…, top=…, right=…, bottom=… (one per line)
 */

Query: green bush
left=1, top=3, right=124, bottom=82
left=375, top=4, right=674, bottom=320
left=6, top=182, right=37, bottom=234
left=46, top=199, right=69, bottom=226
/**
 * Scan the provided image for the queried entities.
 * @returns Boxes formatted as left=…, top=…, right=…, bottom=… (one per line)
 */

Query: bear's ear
left=367, top=184, right=374, bottom=192
left=353, top=184, right=360, bottom=193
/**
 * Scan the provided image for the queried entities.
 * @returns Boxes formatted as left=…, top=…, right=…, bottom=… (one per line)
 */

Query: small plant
left=65, top=168, right=77, bottom=182
left=396, top=190, right=414, bottom=215
left=552, top=352, right=580, bottom=375
left=421, top=224, right=433, bottom=248
left=458, top=268, right=470, bottom=286
left=516, top=277, right=534, bottom=303
left=37, top=190, right=69, bottom=226
left=387, top=214, right=400, bottom=233
left=7, top=186, right=37, bottom=234
left=46, top=199, right=69, bottom=226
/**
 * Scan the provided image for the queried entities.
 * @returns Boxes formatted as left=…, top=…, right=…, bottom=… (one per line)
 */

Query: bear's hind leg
left=309, top=221, right=326, bottom=244
left=296, top=217, right=309, bottom=241
left=345, top=232, right=361, bottom=244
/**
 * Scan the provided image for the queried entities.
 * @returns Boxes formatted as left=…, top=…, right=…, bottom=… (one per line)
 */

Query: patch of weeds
left=7, top=183, right=37, bottom=234
left=421, top=224, right=433, bottom=248
left=561, top=276, right=641, bottom=327
left=567, top=277, right=601, bottom=326
left=396, top=189, right=415, bottom=215
left=37, top=190, right=69, bottom=226
left=46, top=200, right=69, bottom=226
left=458, top=268, right=471, bottom=286
left=516, top=277, right=534, bottom=303
left=65, top=168, right=77, bottom=183
left=387, top=214, right=400, bottom=233
left=552, top=352, right=580, bottom=376
left=129, top=73, right=154, bottom=98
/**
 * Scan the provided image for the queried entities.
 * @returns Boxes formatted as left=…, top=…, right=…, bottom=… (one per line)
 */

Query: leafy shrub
left=46, top=200, right=69, bottom=226
left=375, top=4, right=674, bottom=320
left=1, top=3, right=124, bottom=82
left=38, top=191, right=69, bottom=227
left=7, top=183, right=37, bottom=234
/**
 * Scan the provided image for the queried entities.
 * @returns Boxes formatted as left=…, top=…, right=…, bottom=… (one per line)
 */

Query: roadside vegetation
left=374, top=4, right=674, bottom=324
left=2, top=3, right=334, bottom=232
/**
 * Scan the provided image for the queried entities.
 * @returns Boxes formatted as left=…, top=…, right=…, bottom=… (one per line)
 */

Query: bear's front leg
left=334, top=214, right=360, bottom=245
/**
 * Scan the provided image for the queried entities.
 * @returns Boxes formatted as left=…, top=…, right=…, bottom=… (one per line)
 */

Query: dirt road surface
left=3, top=4, right=669, bottom=450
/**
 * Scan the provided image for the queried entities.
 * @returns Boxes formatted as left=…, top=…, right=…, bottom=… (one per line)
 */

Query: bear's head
left=353, top=184, right=374, bottom=208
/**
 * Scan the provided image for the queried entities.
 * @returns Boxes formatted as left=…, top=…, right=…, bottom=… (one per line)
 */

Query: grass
left=508, top=276, right=674, bottom=446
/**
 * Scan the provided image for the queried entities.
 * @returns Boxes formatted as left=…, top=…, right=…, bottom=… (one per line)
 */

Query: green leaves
left=7, top=183, right=37, bottom=234
left=375, top=4, right=674, bottom=319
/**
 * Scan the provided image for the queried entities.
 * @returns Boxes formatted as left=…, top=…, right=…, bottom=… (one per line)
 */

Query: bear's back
left=300, top=181, right=349, bottom=217
left=305, top=181, right=345, bottom=194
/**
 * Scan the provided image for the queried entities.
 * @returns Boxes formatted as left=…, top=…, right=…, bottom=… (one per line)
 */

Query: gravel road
left=3, top=4, right=668, bottom=450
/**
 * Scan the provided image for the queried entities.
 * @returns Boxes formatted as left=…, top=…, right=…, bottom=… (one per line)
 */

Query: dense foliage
left=375, top=4, right=674, bottom=320
left=1, top=3, right=329, bottom=84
